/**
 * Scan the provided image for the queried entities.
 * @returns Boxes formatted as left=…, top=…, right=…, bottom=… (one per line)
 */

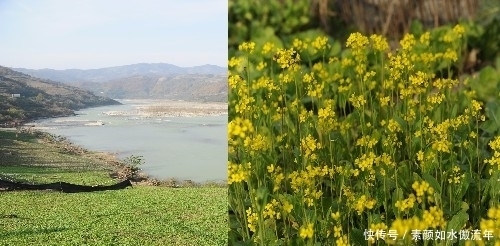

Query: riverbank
left=0, top=127, right=226, bottom=187
left=28, top=99, right=227, bottom=182
left=0, top=128, right=227, bottom=245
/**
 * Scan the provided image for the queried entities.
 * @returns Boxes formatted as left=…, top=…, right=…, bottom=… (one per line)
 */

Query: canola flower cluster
left=485, top=136, right=500, bottom=173
left=228, top=24, right=500, bottom=245
left=478, top=205, right=500, bottom=245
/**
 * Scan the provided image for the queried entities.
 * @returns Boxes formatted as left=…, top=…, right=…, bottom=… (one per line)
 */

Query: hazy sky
left=0, top=0, right=227, bottom=69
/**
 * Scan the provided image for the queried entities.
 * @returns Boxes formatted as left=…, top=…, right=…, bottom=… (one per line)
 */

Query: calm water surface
left=34, top=100, right=227, bottom=182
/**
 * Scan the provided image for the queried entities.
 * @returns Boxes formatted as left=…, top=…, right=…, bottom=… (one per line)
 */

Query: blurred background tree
left=229, top=0, right=500, bottom=69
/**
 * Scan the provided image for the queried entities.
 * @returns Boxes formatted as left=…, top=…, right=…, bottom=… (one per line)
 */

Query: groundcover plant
left=228, top=24, right=500, bottom=245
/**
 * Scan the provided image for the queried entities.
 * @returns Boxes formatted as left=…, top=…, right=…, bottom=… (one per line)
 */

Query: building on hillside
left=11, top=94, right=20, bottom=98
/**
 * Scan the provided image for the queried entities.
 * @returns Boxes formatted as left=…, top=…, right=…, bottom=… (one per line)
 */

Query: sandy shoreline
left=104, top=99, right=228, bottom=118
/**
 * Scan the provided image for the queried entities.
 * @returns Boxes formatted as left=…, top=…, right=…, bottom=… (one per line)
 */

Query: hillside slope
left=0, top=66, right=120, bottom=125
left=73, top=74, right=227, bottom=102
left=12, top=63, right=228, bottom=102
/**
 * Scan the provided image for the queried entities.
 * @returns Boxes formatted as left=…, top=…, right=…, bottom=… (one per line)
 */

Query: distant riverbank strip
left=104, top=99, right=228, bottom=118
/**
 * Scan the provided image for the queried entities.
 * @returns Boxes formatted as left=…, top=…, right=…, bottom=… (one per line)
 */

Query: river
left=32, top=99, right=228, bottom=183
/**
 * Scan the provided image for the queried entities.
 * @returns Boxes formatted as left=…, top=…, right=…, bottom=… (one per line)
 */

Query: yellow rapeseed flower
left=228, top=117, right=254, bottom=140
left=443, top=48, right=458, bottom=62
left=453, top=24, right=466, bottom=37
left=379, top=95, right=391, bottom=107
left=395, top=194, right=416, bottom=212
left=263, top=199, right=280, bottom=220
left=422, top=206, right=446, bottom=228
left=227, top=162, right=251, bottom=184
left=353, top=195, right=376, bottom=215
left=412, top=180, right=434, bottom=199
left=267, top=164, right=275, bottom=173
left=261, top=42, right=275, bottom=55
left=348, top=93, right=367, bottom=108
left=228, top=56, right=243, bottom=68
left=485, top=136, right=500, bottom=171
left=299, top=223, right=314, bottom=239
left=282, top=200, right=293, bottom=214
left=300, top=134, right=322, bottom=159
left=273, top=48, right=300, bottom=69
left=432, top=139, right=451, bottom=153
left=331, top=211, right=340, bottom=221
left=346, top=32, right=369, bottom=50
left=273, top=172, right=284, bottom=192
left=400, top=33, right=416, bottom=51
left=256, top=61, right=266, bottom=71
left=387, top=119, right=401, bottom=133
left=243, top=134, right=269, bottom=155
left=335, top=235, right=350, bottom=246
left=417, top=150, right=424, bottom=162
left=471, top=100, right=482, bottom=117
left=333, top=225, right=342, bottom=238
left=388, top=216, right=427, bottom=241
left=448, top=168, right=465, bottom=184
left=369, top=223, right=388, bottom=243
left=311, top=35, right=329, bottom=52
left=238, top=41, right=256, bottom=53
left=246, top=207, right=258, bottom=232
left=370, top=34, right=389, bottom=52
left=228, top=74, right=244, bottom=89
left=419, top=32, right=431, bottom=46
left=292, top=38, right=305, bottom=51
left=354, top=152, right=377, bottom=172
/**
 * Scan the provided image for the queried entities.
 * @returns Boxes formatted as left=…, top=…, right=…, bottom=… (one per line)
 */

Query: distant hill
left=13, top=63, right=227, bottom=83
left=12, top=63, right=228, bottom=102
left=0, top=66, right=120, bottom=125
left=72, top=74, right=227, bottom=102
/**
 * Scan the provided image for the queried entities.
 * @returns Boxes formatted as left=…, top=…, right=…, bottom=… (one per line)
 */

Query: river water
left=32, top=99, right=228, bottom=183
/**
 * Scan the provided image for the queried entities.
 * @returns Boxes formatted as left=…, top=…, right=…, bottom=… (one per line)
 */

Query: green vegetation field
left=0, top=129, right=227, bottom=245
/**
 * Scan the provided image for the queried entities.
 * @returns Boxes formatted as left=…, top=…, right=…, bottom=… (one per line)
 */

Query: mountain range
left=0, top=66, right=119, bottom=124
left=12, top=63, right=228, bottom=102
left=13, top=63, right=227, bottom=83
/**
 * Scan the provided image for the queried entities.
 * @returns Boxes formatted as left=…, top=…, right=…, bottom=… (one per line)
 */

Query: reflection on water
left=33, top=100, right=228, bottom=182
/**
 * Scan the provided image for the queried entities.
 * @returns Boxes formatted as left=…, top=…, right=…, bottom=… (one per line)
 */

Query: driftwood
left=0, top=179, right=132, bottom=193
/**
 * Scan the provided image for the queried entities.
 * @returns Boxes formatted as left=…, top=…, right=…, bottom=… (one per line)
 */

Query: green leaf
left=329, top=41, right=342, bottom=57
left=487, top=172, right=500, bottom=200
left=469, top=66, right=499, bottom=102
left=409, top=20, right=424, bottom=36
left=485, top=100, right=500, bottom=130
left=255, top=187, right=269, bottom=212
left=422, top=173, right=442, bottom=194
left=455, top=173, right=470, bottom=199
left=450, top=104, right=458, bottom=118
left=253, top=27, right=284, bottom=52
left=392, top=188, right=404, bottom=215
left=393, top=115, right=407, bottom=131
left=445, top=210, right=469, bottom=237
left=375, top=186, right=387, bottom=210
left=479, top=119, right=499, bottom=135
left=461, top=201, right=469, bottom=211
left=496, top=56, right=500, bottom=73
left=396, top=161, right=412, bottom=190
left=350, top=228, right=368, bottom=246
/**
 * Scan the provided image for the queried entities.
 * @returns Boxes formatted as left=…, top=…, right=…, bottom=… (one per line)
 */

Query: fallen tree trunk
left=0, top=179, right=132, bottom=193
